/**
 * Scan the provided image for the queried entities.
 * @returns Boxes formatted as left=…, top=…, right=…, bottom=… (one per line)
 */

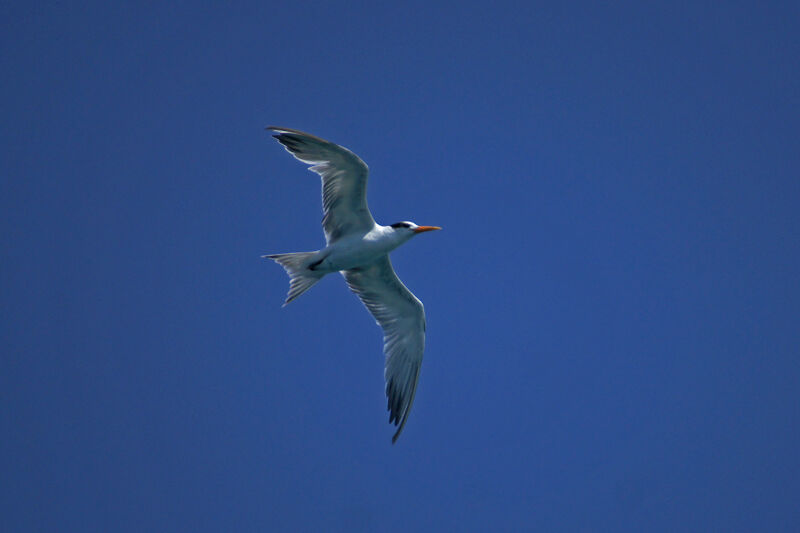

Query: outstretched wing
left=268, top=127, right=376, bottom=243
left=343, top=256, right=426, bottom=443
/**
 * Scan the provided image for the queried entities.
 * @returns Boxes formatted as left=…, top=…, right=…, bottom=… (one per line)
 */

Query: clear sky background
left=2, top=2, right=799, bottom=532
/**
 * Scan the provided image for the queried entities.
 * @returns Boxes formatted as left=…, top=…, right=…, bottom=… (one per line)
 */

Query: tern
left=264, top=127, right=441, bottom=443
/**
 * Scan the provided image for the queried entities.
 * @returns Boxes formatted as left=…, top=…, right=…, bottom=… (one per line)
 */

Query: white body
left=313, top=225, right=411, bottom=272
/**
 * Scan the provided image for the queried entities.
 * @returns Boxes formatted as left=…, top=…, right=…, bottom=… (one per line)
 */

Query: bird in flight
left=264, top=127, right=441, bottom=443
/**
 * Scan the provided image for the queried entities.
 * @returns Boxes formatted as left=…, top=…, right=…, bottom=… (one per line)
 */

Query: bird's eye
left=391, top=222, right=411, bottom=229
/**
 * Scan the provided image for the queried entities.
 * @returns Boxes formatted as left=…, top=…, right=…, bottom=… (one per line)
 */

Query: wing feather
left=268, top=127, right=375, bottom=242
left=342, top=256, right=426, bottom=443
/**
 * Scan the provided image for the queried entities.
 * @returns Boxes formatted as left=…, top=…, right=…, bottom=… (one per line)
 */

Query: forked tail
left=263, top=251, right=324, bottom=306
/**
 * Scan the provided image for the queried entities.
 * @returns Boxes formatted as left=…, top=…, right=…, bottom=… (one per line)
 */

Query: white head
left=389, top=221, right=442, bottom=241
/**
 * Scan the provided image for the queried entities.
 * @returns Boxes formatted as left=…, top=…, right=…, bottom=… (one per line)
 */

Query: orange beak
left=413, top=225, right=442, bottom=234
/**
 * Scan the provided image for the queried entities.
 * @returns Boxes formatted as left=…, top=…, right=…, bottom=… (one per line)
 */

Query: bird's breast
left=319, top=232, right=399, bottom=272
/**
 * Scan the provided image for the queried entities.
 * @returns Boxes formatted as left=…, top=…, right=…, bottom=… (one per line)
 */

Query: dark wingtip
left=263, top=126, right=333, bottom=145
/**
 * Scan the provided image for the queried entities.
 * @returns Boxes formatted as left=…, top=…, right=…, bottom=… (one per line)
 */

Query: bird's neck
left=375, top=225, right=412, bottom=249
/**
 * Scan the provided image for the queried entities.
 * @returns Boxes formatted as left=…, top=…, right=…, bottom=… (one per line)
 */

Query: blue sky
left=2, top=1, right=799, bottom=531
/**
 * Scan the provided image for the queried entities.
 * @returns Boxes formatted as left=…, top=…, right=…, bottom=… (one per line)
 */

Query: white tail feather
left=264, top=251, right=324, bottom=305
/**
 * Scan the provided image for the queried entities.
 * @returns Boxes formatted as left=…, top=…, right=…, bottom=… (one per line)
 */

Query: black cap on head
left=390, top=221, right=414, bottom=229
